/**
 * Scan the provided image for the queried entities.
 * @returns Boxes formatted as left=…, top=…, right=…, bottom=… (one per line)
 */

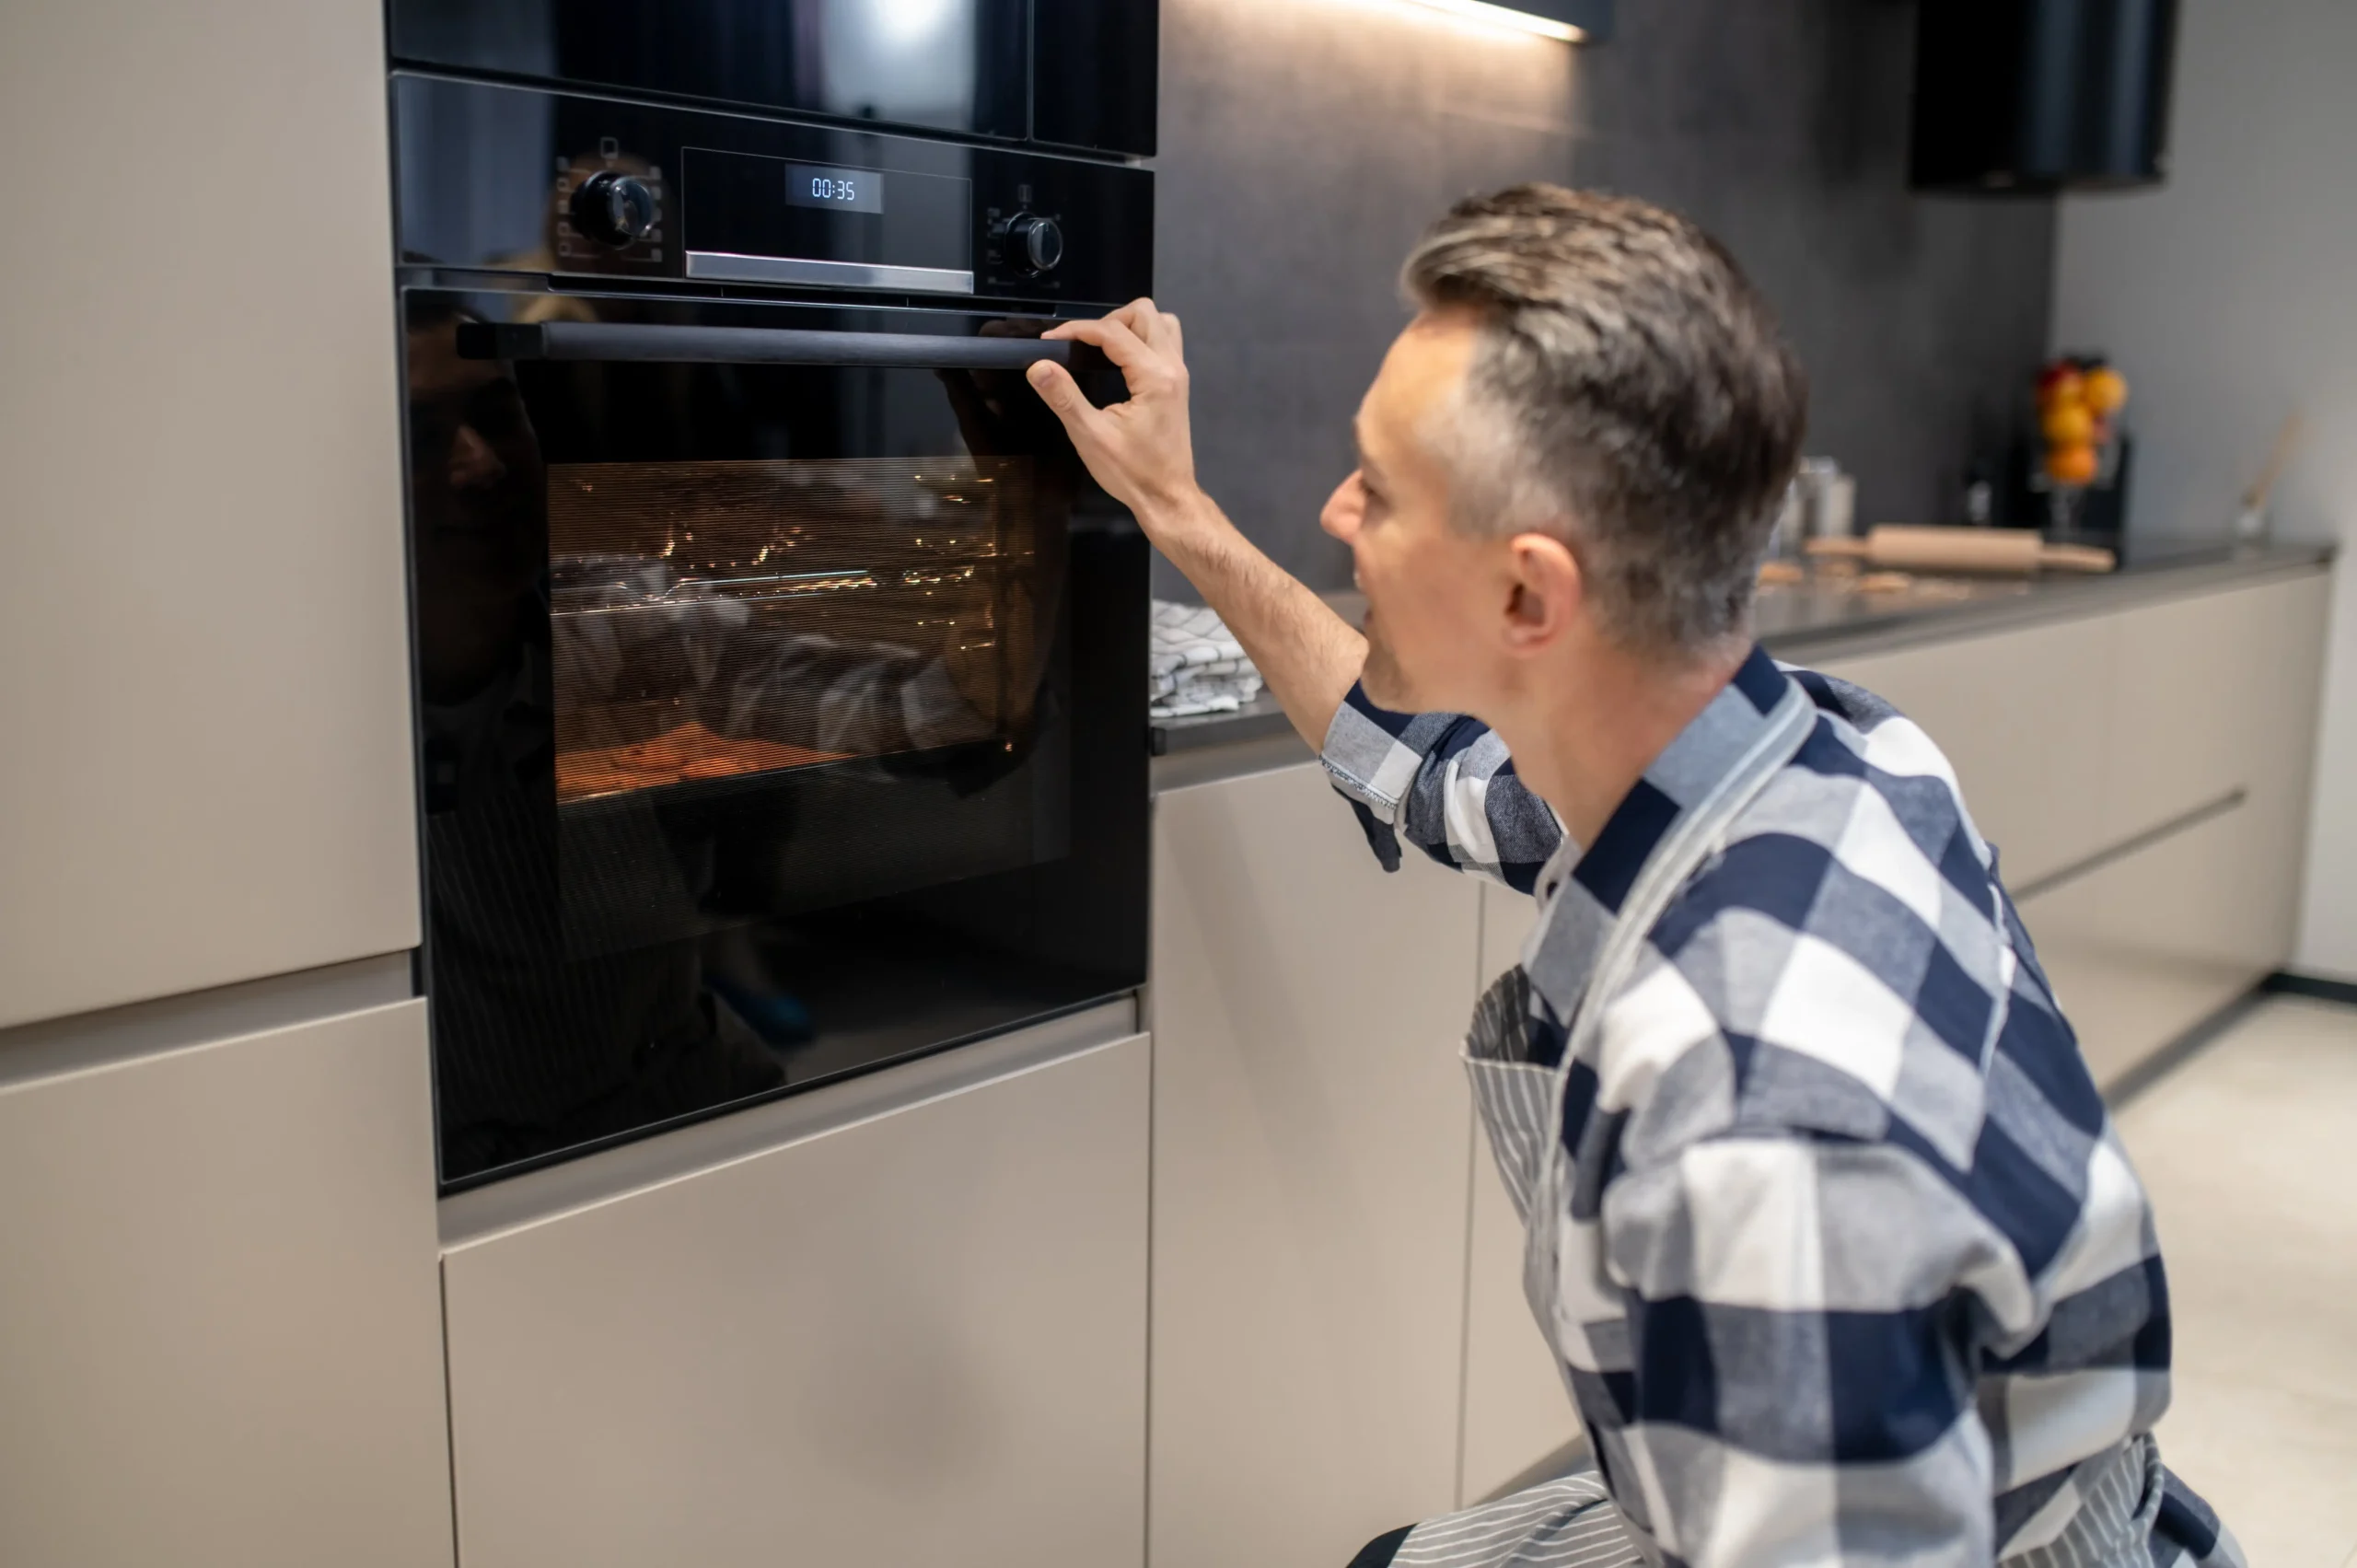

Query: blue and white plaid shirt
left=1322, top=646, right=2240, bottom=1568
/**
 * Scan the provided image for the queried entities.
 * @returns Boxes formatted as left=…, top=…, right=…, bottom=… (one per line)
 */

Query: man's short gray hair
left=1403, top=185, right=1807, bottom=656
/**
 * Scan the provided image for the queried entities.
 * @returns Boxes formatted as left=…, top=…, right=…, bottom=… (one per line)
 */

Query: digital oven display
left=784, top=164, right=885, bottom=215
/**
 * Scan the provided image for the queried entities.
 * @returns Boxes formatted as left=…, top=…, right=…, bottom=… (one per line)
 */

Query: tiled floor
left=2114, top=996, right=2357, bottom=1568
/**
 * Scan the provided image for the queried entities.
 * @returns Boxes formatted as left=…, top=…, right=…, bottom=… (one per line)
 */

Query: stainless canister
left=1796, top=457, right=1857, bottom=540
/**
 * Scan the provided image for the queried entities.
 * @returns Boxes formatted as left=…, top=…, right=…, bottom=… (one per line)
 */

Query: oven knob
left=570, top=171, right=657, bottom=247
left=1009, top=213, right=1064, bottom=274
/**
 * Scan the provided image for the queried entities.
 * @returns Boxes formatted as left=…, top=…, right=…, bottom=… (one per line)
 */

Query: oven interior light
left=873, top=0, right=962, bottom=47
left=1401, top=0, right=1588, bottom=42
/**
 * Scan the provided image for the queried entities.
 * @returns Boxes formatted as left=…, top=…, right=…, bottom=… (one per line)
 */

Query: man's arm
left=1144, top=492, right=1370, bottom=755
left=1319, top=692, right=1562, bottom=891
left=1028, top=301, right=1567, bottom=889
left=1028, top=301, right=1365, bottom=751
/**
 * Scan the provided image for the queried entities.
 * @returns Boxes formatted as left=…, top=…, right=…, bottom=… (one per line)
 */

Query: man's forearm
left=1141, top=491, right=1368, bottom=751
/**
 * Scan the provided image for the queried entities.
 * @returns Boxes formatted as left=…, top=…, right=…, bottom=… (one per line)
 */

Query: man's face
left=408, top=326, right=545, bottom=571
left=407, top=322, right=548, bottom=701
left=1320, top=309, right=1515, bottom=716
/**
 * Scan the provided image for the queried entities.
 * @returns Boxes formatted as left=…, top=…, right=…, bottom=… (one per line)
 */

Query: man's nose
left=447, top=424, right=508, bottom=491
left=1319, top=472, right=1364, bottom=543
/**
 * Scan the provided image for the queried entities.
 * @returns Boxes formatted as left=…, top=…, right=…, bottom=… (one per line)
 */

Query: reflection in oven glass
left=547, top=456, right=1039, bottom=803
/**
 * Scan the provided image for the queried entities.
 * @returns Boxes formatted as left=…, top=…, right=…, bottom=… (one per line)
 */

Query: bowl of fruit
left=2033, top=356, right=2131, bottom=530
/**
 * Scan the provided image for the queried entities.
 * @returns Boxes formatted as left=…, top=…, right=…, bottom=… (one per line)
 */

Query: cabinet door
left=442, top=1033, right=1149, bottom=1568
left=2106, top=574, right=2331, bottom=846
left=2106, top=587, right=2267, bottom=837
left=1151, top=761, right=1480, bottom=1568
left=1457, top=882, right=1585, bottom=1504
left=0, top=1001, right=453, bottom=1568
left=2213, top=575, right=2332, bottom=958
left=0, top=0, right=418, bottom=1028
left=2019, top=575, right=2331, bottom=1088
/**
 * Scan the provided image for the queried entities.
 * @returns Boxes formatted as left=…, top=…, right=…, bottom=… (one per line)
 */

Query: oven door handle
left=456, top=320, right=1099, bottom=372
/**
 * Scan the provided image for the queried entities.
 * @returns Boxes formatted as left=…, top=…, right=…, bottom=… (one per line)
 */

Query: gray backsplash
left=1152, top=0, right=2056, bottom=598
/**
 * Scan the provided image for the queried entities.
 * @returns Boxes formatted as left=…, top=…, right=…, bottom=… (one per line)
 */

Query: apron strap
left=1527, top=675, right=1819, bottom=1275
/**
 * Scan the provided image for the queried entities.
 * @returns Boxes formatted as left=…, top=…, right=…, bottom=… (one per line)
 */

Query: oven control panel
left=395, top=75, right=1152, bottom=308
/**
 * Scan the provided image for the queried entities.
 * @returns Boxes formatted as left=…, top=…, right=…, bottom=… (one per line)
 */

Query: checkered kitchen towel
left=1150, top=598, right=1265, bottom=718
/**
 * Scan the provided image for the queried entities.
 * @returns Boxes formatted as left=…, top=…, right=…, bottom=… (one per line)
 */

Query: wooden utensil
left=1805, top=526, right=2116, bottom=575
left=2235, top=413, right=2305, bottom=540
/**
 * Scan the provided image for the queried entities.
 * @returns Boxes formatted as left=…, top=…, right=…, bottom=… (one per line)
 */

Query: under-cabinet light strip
left=1401, top=0, right=1587, bottom=43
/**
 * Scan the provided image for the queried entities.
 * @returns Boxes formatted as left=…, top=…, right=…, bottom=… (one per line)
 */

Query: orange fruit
left=2039, top=368, right=2086, bottom=411
left=2042, top=401, right=2096, bottom=446
left=2083, top=366, right=2129, bottom=413
left=2047, top=442, right=2099, bottom=486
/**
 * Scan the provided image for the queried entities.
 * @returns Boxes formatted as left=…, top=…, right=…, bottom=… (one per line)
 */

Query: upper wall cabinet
left=0, top=0, right=419, bottom=1027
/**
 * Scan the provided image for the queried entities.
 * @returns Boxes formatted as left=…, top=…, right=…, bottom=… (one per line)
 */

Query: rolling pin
left=1805, top=526, right=2116, bottom=575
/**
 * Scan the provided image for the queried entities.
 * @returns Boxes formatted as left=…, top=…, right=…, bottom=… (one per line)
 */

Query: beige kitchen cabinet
left=440, top=1024, right=1149, bottom=1568
left=1150, top=760, right=1480, bottom=1568
left=2018, top=573, right=2329, bottom=1087
left=1820, top=569, right=2330, bottom=1088
left=0, top=996, right=453, bottom=1568
left=0, top=0, right=418, bottom=1029
left=1457, top=882, right=1585, bottom=1504
left=2105, top=585, right=2274, bottom=836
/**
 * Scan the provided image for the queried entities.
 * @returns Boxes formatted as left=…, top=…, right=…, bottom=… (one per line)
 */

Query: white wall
left=2050, top=0, right=2357, bottom=980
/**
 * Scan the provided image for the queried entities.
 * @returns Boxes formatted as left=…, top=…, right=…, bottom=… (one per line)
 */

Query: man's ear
left=1504, top=531, right=1582, bottom=656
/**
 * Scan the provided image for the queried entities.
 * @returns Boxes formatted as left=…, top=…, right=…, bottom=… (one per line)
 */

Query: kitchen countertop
left=1150, top=537, right=2336, bottom=790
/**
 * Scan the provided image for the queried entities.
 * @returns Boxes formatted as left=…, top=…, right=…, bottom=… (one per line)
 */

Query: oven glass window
left=405, top=294, right=1143, bottom=1188
left=549, top=457, right=1038, bottom=805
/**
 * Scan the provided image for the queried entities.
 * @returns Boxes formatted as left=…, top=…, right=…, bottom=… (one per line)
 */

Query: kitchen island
left=1144, top=538, right=2335, bottom=1568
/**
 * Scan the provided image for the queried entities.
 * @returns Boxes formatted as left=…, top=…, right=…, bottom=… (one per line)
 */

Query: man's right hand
left=1028, top=299, right=1205, bottom=533
left=1025, top=297, right=1371, bottom=754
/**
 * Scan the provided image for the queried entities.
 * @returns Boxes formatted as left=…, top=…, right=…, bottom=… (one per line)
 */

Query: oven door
left=403, top=287, right=1146, bottom=1187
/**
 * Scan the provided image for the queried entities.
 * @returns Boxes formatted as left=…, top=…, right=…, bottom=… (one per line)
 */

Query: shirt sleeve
left=1318, top=680, right=1563, bottom=893
left=1594, top=1130, right=2006, bottom=1568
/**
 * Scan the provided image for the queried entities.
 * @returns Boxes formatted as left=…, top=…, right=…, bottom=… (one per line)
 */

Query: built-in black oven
left=389, top=0, right=1158, bottom=157
left=392, top=69, right=1152, bottom=1188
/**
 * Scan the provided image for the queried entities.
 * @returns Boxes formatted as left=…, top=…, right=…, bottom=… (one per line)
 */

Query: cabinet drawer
left=443, top=1034, right=1149, bottom=1568
left=1817, top=572, right=2329, bottom=895
left=2105, top=576, right=2328, bottom=842
left=0, top=1000, right=451, bottom=1568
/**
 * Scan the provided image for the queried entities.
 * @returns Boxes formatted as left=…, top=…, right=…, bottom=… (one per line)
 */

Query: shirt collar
left=1526, top=644, right=1799, bottom=1018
